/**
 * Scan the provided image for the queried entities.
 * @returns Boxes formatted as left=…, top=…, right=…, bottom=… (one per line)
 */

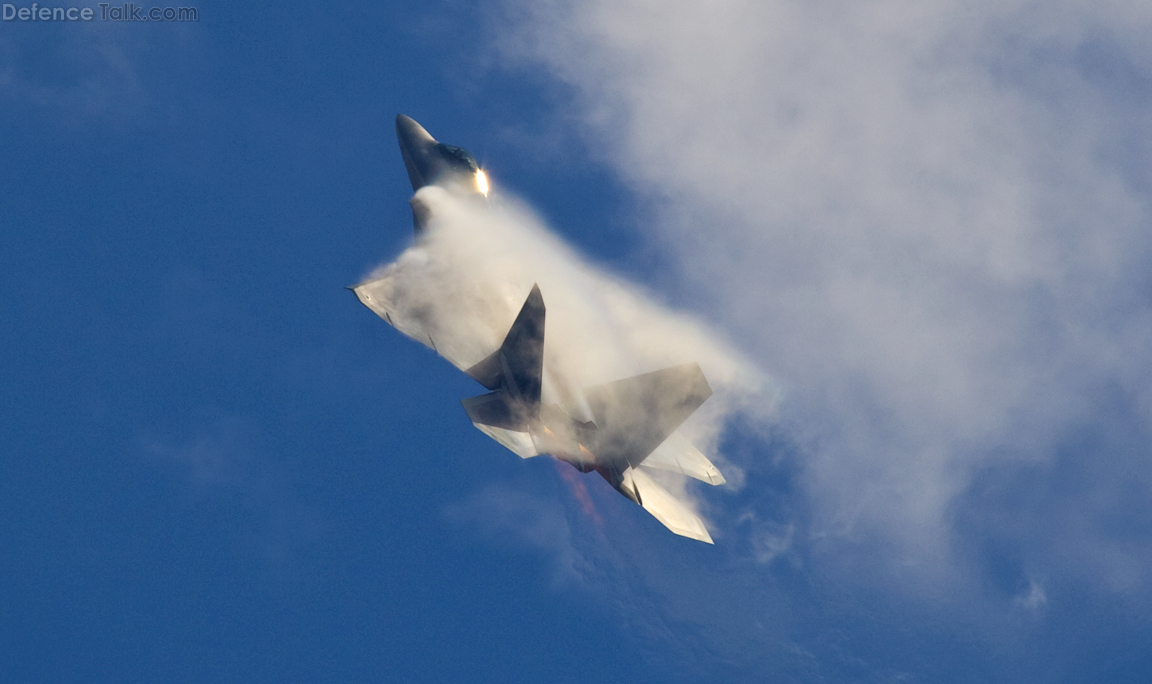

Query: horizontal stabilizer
left=584, top=363, right=713, bottom=468
left=626, top=467, right=713, bottom=543
left=469, top=423, right=539, bottom=459
left=641, top=431, right=726, bottom=485
left=461, top=391, right=526, bottom=432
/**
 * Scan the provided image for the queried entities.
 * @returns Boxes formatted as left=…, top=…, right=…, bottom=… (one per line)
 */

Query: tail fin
left=623, top=467, right=714, bottom=543
left=461, top=284, right=545, bottom=435
left=584, top=363, right=712, bottom=468
left=465, top=284, right=544, bottom=403
left=642, top=431, right=726, bottom=485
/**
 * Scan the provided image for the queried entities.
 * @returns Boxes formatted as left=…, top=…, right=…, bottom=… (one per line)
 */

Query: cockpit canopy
left=394, top=115, right=487, bottom=221
left=437, top=144, right=480, bottom=176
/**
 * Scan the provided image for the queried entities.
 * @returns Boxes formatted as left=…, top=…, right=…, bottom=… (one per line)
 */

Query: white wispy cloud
left=0, top=24, right=149, bottom=119
left=492, top=0, right=1152, bottom=590
left=448, top=3, right=1152, bottom=678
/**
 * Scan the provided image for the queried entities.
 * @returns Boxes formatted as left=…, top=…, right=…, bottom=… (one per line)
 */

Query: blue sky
left=3, top=1, right=1152, bottom=682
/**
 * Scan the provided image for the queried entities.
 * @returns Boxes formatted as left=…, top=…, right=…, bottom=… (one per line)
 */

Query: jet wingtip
left=665, top=521, right=715, bottom=544
left=672, top=522, right=715, bottom=544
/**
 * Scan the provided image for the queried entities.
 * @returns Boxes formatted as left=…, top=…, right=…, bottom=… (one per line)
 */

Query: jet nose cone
left=396, top=114, right=438, bottom=192
left=396, top=114, right=435, bottom=146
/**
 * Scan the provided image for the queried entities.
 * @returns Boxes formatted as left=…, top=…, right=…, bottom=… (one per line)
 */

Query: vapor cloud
left=491, top=0, right=1152, bottom=593
left=364, top=185, right=773, bottom=514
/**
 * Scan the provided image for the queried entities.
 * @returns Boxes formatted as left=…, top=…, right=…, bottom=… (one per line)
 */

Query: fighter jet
left=351, top=115, right=726, bottom=543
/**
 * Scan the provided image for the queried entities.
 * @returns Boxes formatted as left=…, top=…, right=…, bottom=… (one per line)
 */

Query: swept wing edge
left=640, top=431, right=726, bottom=485
left=626, top=467, right=714, bottom=543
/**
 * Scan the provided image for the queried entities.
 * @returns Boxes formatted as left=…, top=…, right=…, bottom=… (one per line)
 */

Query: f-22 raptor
left=352, top=115, right=725, bottom=543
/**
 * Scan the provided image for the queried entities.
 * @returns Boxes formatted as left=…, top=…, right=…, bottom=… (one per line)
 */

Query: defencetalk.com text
left=3, top=3, right=198, bottom=21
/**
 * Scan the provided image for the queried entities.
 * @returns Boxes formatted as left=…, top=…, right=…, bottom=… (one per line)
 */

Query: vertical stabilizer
left=462, top=285, right=546, bottom=441
left=465, top=284, right=545, bottom=403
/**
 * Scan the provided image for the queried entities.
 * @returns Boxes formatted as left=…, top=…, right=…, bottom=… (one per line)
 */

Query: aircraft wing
left=583, top=362, right=713, bottom=469
left=624, top=467, right=713, bottom=543
left=640, top=431, right=726, bottom=485
left=352, top=275, right=479, bottom=372
left=355, top=278, right=546, bottom=459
